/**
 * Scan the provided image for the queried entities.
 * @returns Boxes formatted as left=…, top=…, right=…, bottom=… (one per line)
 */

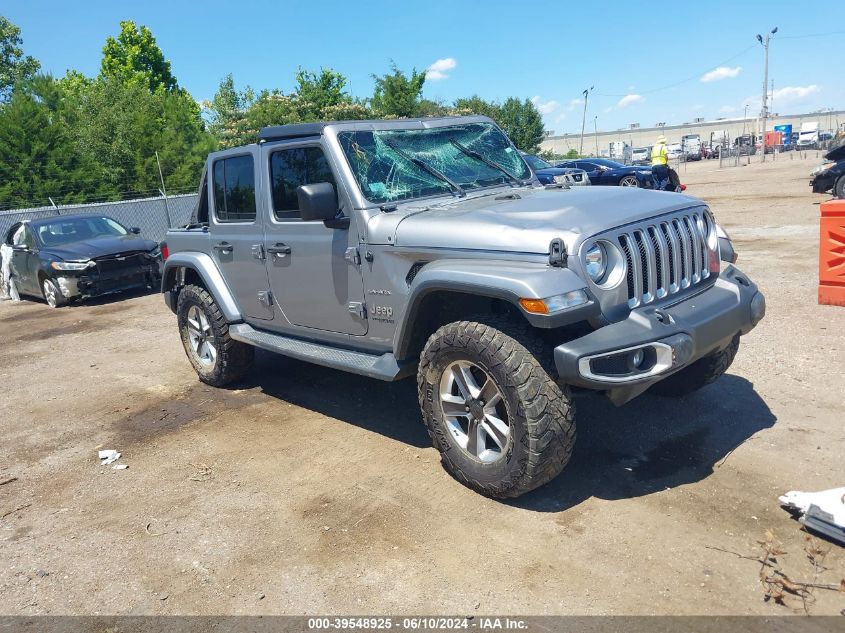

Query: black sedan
left=810, top=143, right=845, bottom=198
left=3, top=215, right=162, bottom=307
left=554, top=158, right=655, bottom=188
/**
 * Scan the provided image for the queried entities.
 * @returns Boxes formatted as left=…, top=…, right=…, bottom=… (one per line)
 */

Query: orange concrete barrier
left=819, top=198, right=845, bottom=306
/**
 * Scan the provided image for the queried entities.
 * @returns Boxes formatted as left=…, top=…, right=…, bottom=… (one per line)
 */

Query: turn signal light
left=519, top=298, right=549, bottom=314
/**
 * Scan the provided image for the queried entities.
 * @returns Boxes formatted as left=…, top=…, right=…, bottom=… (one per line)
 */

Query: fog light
left=630, top=349, right=645, bottom=369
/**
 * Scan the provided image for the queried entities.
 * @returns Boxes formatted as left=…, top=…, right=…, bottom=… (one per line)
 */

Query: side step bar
left=228, top=323, right=414, bottom=381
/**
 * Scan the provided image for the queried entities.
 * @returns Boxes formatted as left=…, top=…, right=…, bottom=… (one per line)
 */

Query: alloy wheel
left=620, top=175, right=639, bottom=187
left=185, top=305, right=217, bottom=366
left=42, top=279, right=58, bottom=308
left=438, top=360, right=510, bottom=463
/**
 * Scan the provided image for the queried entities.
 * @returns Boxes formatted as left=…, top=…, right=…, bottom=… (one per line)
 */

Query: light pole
left=756, top=26, right=777, bottom=162
left=593, top=115, right=599, bottom=156
left=579, top=86, right=593, bottom=156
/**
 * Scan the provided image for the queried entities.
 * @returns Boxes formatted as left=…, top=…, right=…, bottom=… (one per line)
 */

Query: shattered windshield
left=337, top=123, right=531, bottom=204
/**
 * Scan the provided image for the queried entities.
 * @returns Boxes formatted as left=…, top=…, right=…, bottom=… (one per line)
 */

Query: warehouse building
left=541, top=109, right=844, bottom=156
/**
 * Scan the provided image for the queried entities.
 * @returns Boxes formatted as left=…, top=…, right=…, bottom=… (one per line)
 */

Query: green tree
left=0, top=76, right=94, bottom=208
left=497, top=97, right=545, bottom=153
left=101, top=20, right=177, bottom=92
left=0, top=15, right=40, bottom=102
left=293, top=68, right=349, bottom=120
left=206, top=73, right=255, bottom=148
left=371, top=63, right=426, bottom=118
left=565, top=148, right=579, bottom=159
left=453, top=95, right=500, bottom=120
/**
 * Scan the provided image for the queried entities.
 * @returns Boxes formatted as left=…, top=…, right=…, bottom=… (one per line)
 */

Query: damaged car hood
left=41, top=236, right=157, bottom=261
left=385, top=186, right=701, bottom=254
left=824, top=143, right=845, bottom=161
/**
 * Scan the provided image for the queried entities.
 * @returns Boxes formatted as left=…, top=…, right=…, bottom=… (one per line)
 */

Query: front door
left=9, top=224, right=38, bottom=294
left=208, top=149, right=274, bottom=320
left=261, top=142, right=367, bottom=336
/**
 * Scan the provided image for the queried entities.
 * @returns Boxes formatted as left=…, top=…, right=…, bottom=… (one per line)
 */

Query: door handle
left=266, top=243, right=291, bottom=258
left=212, top=241, right=233, bottom=253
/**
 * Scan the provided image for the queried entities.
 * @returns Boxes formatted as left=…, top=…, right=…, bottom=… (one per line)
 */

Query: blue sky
left=5, top=0, right=842, bottom=133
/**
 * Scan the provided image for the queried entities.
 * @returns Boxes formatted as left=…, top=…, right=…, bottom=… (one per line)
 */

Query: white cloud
left=772, top=84, right=820, bottom=103
left=425, top=57, right=456, bottom=81
left=701, top=66, right=742, bottom=83
left=567, top=98, right=582, bottom=111
left=531, top=95, right=560, bottom=115
left=617, top=94, right=644, bottom=109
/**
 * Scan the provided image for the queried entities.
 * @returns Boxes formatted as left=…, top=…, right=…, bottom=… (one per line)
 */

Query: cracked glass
left=337, top=122, right=531, bottom=204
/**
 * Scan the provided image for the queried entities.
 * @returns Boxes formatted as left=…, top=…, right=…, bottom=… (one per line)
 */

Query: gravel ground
left=1, top=152, right=843, bottom=616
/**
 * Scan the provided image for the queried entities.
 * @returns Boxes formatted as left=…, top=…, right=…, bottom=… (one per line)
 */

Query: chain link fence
left=0, top=194, right=198, bottom=244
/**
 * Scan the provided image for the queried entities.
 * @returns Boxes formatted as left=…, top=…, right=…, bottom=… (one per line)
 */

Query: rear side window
left=212, top=155, right=256, bottom=222
left=270, top=147, right=336, bottom=219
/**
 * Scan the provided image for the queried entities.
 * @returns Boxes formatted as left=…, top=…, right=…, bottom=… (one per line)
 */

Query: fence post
left=155, top=151, right=172, bottom=229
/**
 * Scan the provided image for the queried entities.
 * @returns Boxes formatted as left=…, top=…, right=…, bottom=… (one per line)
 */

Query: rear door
left=260, top=141, right=367, bottom=335
left=208, top=149, right=274, bottom=320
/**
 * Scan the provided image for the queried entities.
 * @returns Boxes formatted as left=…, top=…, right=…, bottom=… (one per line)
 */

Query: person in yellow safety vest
left=651, top=135, right=670, bottom=190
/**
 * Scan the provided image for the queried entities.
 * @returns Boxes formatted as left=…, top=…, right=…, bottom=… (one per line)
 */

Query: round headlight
left=584, top=243, right=607, bottom=282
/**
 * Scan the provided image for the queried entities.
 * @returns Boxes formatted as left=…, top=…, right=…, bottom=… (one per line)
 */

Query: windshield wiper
left=380, top=138, right=465, bottom=197
left=449, top=138, right=522, bottom=186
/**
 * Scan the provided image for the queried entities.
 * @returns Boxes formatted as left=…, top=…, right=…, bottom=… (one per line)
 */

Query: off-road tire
left=417, top=317, right=576, bottom=499
left=41, top=277, right=66, bottom=308
left=177, top=284, right=254, bottom=387
left=834, top=175, right=845, bottom=199
left=649, top=334, right=740, bottom=397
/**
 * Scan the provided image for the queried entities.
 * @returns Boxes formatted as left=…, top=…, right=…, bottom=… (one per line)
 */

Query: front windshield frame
left=336, top=122, right=532, bottom=205
left=34, top=216, right=129, bottom=247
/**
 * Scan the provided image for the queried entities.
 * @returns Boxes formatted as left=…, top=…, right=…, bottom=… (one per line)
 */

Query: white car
left=666, top=143, right=683, bottom=160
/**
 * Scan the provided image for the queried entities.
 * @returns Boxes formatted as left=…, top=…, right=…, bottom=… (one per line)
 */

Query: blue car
left=521, top=154, right=590, bottom=186
left=555, top=158, right=654, bottom=188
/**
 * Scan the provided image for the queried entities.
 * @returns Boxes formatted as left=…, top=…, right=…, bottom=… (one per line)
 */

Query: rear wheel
left=619, top=175, right=639, bottom=187
left=417, top=317, right=576, bottom=498
left=41, top=278, right=66, bottom=308
left=177, top=284, right=254, bottom=386
left=649, top=335, right=740, bottom=397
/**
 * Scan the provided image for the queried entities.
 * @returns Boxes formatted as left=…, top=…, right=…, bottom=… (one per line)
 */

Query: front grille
left=94, top=252, right=148, bottom=274
left=616, top=210, right=713, bottom=308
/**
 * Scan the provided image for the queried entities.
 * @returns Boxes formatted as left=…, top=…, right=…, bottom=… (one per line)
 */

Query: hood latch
left=549, top=238, right=567, bottom=268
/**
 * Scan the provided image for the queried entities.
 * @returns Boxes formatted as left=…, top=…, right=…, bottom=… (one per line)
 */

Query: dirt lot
left=1, top=153, right=843, bottom=616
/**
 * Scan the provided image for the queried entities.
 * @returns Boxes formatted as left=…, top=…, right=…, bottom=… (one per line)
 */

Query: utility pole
left=579, top=86, right=593, bottom=156
left=593, top=116, right=599, bottom=156
left=756, top=26, right=777, bottom=162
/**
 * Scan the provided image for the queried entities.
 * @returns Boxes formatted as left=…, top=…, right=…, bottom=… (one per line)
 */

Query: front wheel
left=619, top=175, right=639, bottom=187
left=417, top=318, right=576, bottom=499
left=834, top=175, right=845, bottom=199
left=42, top=278, right=66, bottom=308
left=177, top=284, right=254, bottom=386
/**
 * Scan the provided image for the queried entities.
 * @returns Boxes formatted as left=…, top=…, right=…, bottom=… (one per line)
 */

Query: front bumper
left=554, top=266, right=764, bottom=404
left=810, top=172, right=835, bottom=193
left=55, top=264, right=160, bottom=299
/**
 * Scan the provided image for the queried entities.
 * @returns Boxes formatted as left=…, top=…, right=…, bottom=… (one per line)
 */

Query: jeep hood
left=387, top=186, right=701, bottom=254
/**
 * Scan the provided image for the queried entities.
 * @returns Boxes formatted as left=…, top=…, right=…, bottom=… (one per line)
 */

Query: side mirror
left=11, top=244, right=28, bottom=252
left=129, top=227, right=141, bottom=234
left=297, top=182, right=338, bottom=223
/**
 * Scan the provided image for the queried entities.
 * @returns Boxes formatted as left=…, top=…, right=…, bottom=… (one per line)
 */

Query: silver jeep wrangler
left=162, top=116, right=765, bottom=498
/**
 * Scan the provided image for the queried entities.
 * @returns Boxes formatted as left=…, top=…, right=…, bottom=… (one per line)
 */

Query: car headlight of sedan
left=811, top=162, right=836, bottom=176
left=584, top=243, right=607, bottom=282
left=553, top=174, right=570, bottom=184
left=51, top=260, right=94, bottom=271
